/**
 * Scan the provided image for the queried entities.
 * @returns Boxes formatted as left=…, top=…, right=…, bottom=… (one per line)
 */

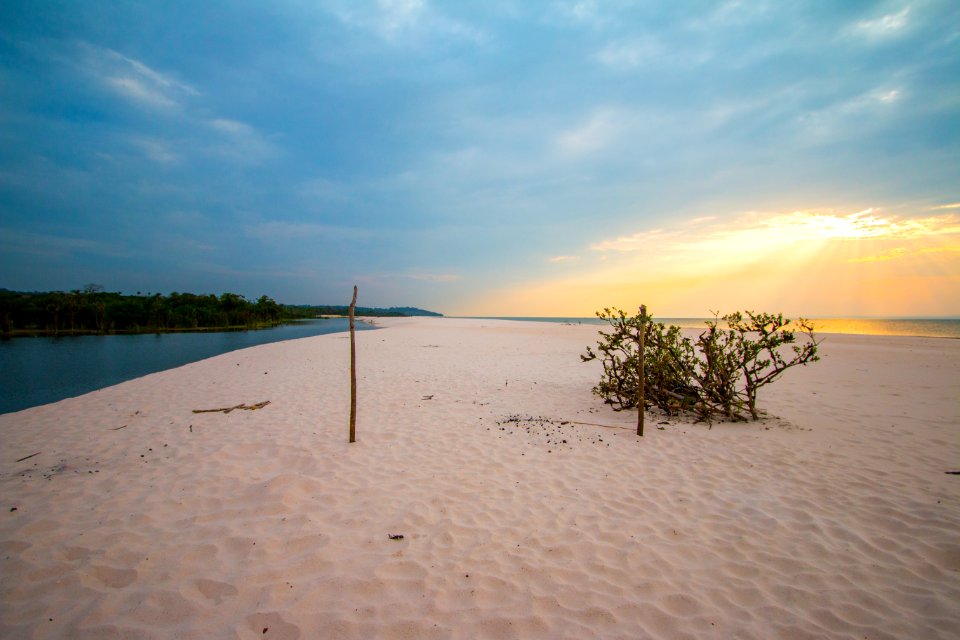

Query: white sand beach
left=1, top=317, right=958, bottom=639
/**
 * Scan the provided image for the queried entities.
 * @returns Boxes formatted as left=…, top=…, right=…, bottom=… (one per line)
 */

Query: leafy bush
left=581, top=307, right=820, bottom=422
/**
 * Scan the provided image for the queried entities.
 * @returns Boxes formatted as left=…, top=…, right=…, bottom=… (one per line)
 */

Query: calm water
left=470, top=317, right=960, bottom=339
left=0, top=319, right=374, bottom=415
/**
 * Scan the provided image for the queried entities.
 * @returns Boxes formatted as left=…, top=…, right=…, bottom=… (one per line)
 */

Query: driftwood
left=566, top=420, right=635, bottom=431
left=192, top=401, right=271, bottom=414
left=15, top=452, right=41, bottom=463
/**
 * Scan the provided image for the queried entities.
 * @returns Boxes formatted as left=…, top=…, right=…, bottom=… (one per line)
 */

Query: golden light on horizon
left=802, top=210, right=886, bottom=239
left=462, top=208, right=960, bottom=317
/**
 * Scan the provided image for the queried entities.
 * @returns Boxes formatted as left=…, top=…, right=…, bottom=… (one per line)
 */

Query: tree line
left=281, top=304, right=442, bottom=319
left=0, top=286, right=284, bottom=336
left=0, top=287, right=443, bottom=337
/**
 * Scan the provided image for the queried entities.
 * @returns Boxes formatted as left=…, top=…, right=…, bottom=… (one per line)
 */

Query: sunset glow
left=466, top=208, right=960, bottom=317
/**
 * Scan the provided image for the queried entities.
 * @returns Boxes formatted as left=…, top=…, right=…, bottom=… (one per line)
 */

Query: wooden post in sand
left=637, top=304, right=647, bottom=437
left=348, top=285, right=358, bottom=443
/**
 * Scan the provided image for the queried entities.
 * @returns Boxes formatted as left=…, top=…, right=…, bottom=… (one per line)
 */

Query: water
left=0, top=319, right=374, bottom=415
left=467, top=317, right=960, bottom=339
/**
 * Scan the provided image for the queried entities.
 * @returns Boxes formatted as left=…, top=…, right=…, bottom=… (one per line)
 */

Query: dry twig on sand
left=192, top=401, right=271, bottom=414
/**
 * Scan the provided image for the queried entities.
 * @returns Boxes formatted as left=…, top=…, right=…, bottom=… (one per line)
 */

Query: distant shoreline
left=2, top=322, right=287, bottom=339
left=457, top=316, right=960, bottom=339
left=3, top=316, right=389, bottom=339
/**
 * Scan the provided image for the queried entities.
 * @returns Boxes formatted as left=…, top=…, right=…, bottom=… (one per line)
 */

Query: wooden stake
left=349, top=285, right=358, bottom=443
left=638, top=304, right=647, bottom=437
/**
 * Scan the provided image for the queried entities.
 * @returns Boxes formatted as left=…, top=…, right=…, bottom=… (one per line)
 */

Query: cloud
left=355, top=270, right=460, bottom=284
left=846, top=246, right=960, bottom=263
left=322, top=0, right=483, bottom=45
left=852, top=6, right=911, bottom=39
left=163, top=210, right=211, bottom=227
left=206, top=119, right=278, bottom=164
left=592, top=36, right=712, bottom=70
left=876, top=89, right=901, bottom=104
left=377, top=0, right=426, bottom=36
left=796, top=85, right=906, bottom=141
left=129, top=136, right=180, bottom=165
left=549, top=1, right=613, bottom=29
left=209, top=119, right=252, bottom=135
left=403, top=272, right=460, bottom=282
left=844, top=247, right=909, bottom=263
left=0, top=228, right=133, bottom=260
left=590, top=209, right=960, bottom=259
left=549, top=255, right=579, bottom=263
left=82, top=45, right=198, bottom=110
left=555, top=108, right=619, bottom=155
left=297, top=177, right=355, bottom=208
left=245, top=221, right=370, bottom=241
left=593, top=39, right=661, bottom=69
left=591, top=228, right=679, bottom=252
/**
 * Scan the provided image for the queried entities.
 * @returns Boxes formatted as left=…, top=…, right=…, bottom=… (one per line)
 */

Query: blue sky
left=1, top=1, right=958, bottom=316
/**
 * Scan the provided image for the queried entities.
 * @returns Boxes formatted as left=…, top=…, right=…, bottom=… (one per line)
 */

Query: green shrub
left=582, top=308, right=820, bottom=422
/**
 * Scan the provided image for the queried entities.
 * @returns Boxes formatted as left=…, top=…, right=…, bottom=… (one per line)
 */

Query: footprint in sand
left=247, top=612, right=301, bottom=640
left=93, top=565, right=137, bottom=588
left=196, top=578, right=239, bottom=605
left=64, top=546, right=94, bottom=562
left=0, top=540, right=32, bottom=554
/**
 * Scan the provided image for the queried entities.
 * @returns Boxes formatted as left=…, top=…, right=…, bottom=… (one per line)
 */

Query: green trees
left=582, top=307, right=820, bottom=422
left=0, top=289, right=286, bottom=335
left=0, top=289, right=439, bottom=337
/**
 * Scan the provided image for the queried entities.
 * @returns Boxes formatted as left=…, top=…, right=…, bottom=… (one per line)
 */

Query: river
left=0, top=319, right=373, bottom=415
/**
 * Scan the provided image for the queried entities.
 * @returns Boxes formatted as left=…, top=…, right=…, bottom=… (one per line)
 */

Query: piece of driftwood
left=16, top=452, right=41, bottom=463
left=109, top=425, right=128, bottom=430
left=192, top=401, right=271, bottom=414
left=566, top=420, right=634, bottom=431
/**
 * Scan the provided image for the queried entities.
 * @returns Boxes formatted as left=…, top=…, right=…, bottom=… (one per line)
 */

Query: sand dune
left=1, top=317, right=958, bottom=639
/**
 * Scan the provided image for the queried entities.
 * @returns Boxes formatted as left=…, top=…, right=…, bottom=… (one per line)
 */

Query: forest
left=0, top=286, right=439, bottom=337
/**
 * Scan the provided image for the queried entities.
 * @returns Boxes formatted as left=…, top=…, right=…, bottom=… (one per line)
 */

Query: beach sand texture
left=1, top=317, right=958, bottom=639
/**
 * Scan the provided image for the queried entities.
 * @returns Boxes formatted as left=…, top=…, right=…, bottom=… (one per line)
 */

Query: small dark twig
left=192, top=401, right=270, bottom=414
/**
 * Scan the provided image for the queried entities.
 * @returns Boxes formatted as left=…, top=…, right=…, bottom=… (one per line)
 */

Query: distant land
left=0, top=287, right=442, bottom=337
left=284, top=304, right=443, bottom=319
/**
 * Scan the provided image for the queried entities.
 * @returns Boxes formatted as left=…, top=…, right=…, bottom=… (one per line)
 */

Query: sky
left=0, top=1, right=958, bottom=317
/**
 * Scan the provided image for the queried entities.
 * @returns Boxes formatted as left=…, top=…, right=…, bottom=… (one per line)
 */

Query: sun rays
left=467, top=207, right=960, bottom=317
